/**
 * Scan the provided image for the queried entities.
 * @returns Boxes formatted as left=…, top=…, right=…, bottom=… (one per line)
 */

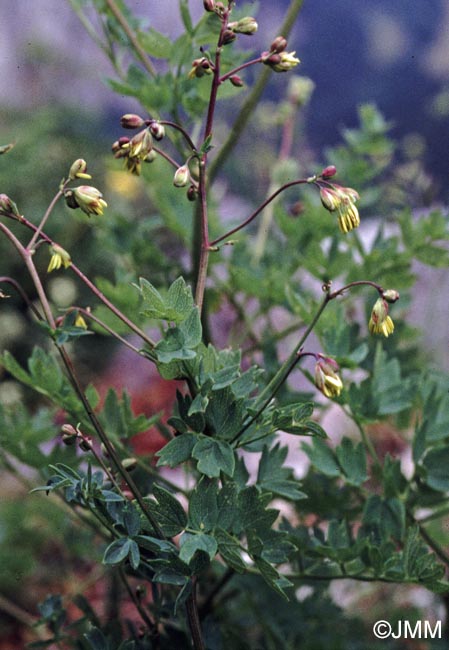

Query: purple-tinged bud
left=79, top=436, right=93, bottom=452
left=320, top=187, right=340, bottom=212
left=118, top=136, right=130, bottom=147
left=68, top=186, right=107, bottom=216
left=0, top=193, right=20, bottom=217
left=69, top=159, right=91, bottom=181
left=270, top=36, right=287, bottom=53
left=203, top=0, right=215, bottom=10
left=149, top=121, right=165, bottom=141
left=263, top=50, right=300, bottom=72
left=120, top=113, right=145, bottom=129
left=315, top=356, right=343, bottom=398
left=173, top=165, right=190, bottom=188
left=61, top=424, right=78, bottom=446
left=187, top=185, right=198, bottom=202
left=229, top=74, right=244, bottom=87
left=321, top=165, right=337, bottom=179
left=222, top=29, right=237, bottom=45
left=382, top=289, right=400, bottom=304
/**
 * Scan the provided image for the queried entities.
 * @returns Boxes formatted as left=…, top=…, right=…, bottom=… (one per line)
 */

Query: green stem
left=104, top=0, right=156, bottom=78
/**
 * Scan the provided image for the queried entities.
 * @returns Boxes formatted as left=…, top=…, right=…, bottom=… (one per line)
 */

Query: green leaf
left=179, top=532, right=217, bottom=565
left=156, top=433, right=196, bottom=468
left=254, top=557, right=292, bottom=600
left=215, top=528, right=246, bottom=572
left=139, top=277, right=166, bottom=319
left=165, top=276, right=195, bottom=322
left=205, top=387, right=245, bottom=440
left=302, top=439, right=341, bottom=478
left=188, top=479, right=219, bottom=532
left=422, top=446, right=449, bottom=492
left=103, top=538, right=132, bottom=565
left=146, top=485, right=187, bottom=536
left=257, top=444, right=307, bottom=501
left=335, top=438, right=368, bottom=487
left=192, top=436, right=235, bottom=478
left=138, top=28, right=172, bottom=58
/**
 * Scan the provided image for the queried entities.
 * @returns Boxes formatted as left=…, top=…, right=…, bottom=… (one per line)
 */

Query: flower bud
left=0, top=193, right=20, bottom=217
left=222, top=29, right=237, bottom=45
left=173, top=165, right=190, bottom=187
left=369, top=298, right=395, bottom=337
left=79, top=436, right=93, bottom=452
left=320, top=187, right=340, bottom=212
left=0, top=142, right=14, bottom=156
left=203, top=0, right=215, bottom=10
left=144, top=150, right=158, bottom=163
left=382, top=289, right=400, bottom=304
left=321, top=165, right=337, bottom=179
left=69, top=159, right=91, bottom=181
left=68, top=186, right=107, bottom=216
left=188, top=57, right=213, bottom=79
left=149, top=121, right=165, bottom=141
left=270, top=36, right=287, bottom=53
left=229, top=74, right=244, bottom=87
left=61, top=424, right=78, bottom=446
left=315, top=357, right=343, bottom=398
left=120, top=113, right=145, bottom=129
left=263, top=50, right=300, bottom=72
left=74, top=313, right=88, bottom=329
left=229, top=17, right=258, bottom=35
left=129, top=129, right=153, bottom=159
left=187, top=185, right=198, bottom=201
left=122, top=457, right=138, bottom=472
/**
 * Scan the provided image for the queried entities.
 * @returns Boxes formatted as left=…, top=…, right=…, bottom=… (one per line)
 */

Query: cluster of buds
left=65, top=185, right=107, bottom=216
left=112, top=127, right=154, bottom=176
left=262, top=36, right=300, bottom=73
left=369, top=293, right=398, bottom=337
left=47, top=244, right=71, bottom=273
left=319, top=183, right=360, bottom=233
left=188, top=57, right=213, bottom=79
left=314, top=355, right=343, bottom=398
left=228, top=17, right=258, bottom=35
left=61, top=423, right=92, bottom=451
left=68, top=159, right=92, bottom=181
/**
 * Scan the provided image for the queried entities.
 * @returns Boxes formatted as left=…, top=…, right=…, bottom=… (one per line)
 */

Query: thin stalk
left=219, top=56, right=264, bottom=84
left=209, top=179, right=308, bottom=247
left=118, top=568, right=159, bottom=638
left=104, top=0, right=156, bottom=78
left=194, top=8, right=231, bottom=314
left=0, top=276, right=44, bottom=320
left=27, top=188, right=64, bottom=251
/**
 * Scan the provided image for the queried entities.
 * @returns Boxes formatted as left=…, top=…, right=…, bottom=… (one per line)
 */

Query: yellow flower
left=74, top=313, right=88, bottom=329
left=68, top=186, right=107, bottom=216
left=315, top=357, right=343, bottom=398
left=68, top=159, right=92, bottom=181
left=47, top=244, right=71, bottom=273
left=369, top=298, right=394, bottom=337
left=263, top=50, right=300, bottom=72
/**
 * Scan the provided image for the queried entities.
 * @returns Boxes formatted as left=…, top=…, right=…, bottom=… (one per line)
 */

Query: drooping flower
left=66, top=186, right=107, bottom=216
left=263, top=50, right=300, bottom=72
left=47, top=244, right=71, bottom=273
left=319, top=183, right=360, bottom=233
left=369, top=298, right=395, bottom=337
left=315, top=356, right=343, bottom=398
